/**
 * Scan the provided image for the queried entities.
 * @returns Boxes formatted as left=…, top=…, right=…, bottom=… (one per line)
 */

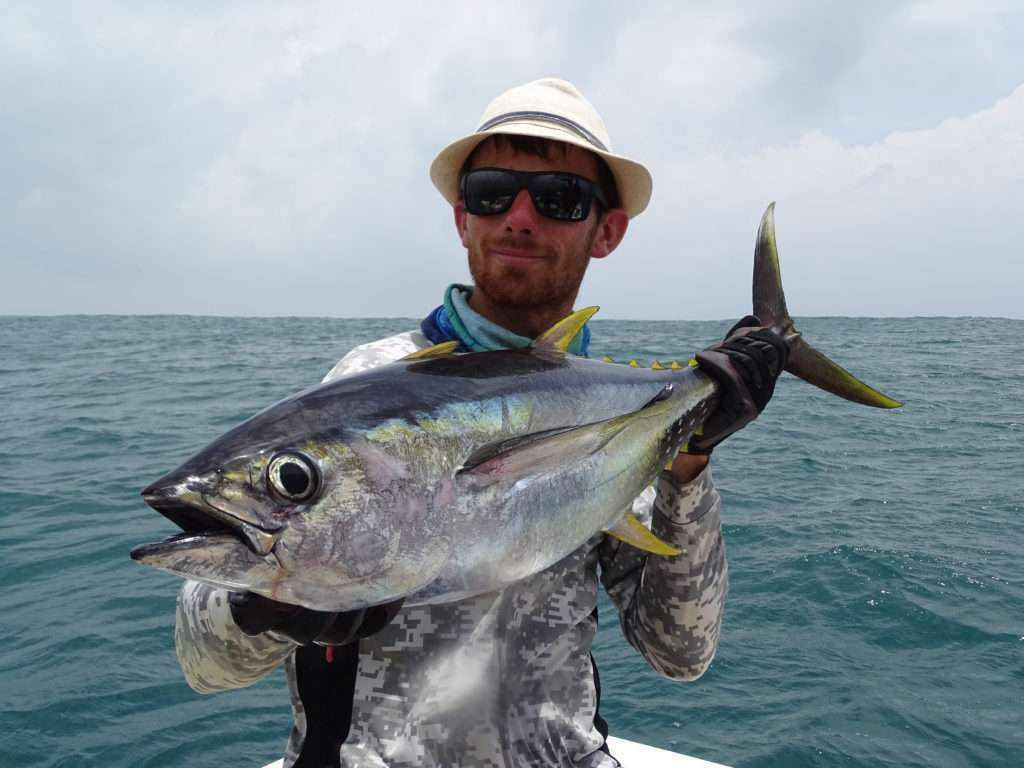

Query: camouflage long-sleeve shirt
left=175, top=330, right=728, bottom=768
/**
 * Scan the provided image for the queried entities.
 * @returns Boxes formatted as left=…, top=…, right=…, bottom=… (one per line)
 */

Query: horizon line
left=3, top=313, right=1022, bottom=322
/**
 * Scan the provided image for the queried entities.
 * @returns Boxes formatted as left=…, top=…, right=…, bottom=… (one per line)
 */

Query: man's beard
left=467, top=231, right=595, bottom=310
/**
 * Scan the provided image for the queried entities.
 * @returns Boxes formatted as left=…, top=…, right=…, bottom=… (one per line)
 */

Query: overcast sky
left=2, top=2, right=1022, bottom=319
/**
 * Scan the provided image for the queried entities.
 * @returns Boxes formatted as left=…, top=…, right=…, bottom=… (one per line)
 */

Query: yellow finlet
left=605, top=511, right=681, bottom=556
left=602, top=355, right=615, bottom=363
left=651, top=360, right=664, bottom=370
left=670, top=360, right=683, bottom=370
left=401, top=341, right=460, bottom=361
left=688, top=358, right=699, bottom=368
left=672, top=438, right=701, bottom=462
left=628, top=359, right=640, bottom=368
left=534, top=306, right=599, bottom=352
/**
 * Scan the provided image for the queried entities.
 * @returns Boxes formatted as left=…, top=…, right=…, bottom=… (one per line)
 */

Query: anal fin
left=605, top=512, right=681, bottom=556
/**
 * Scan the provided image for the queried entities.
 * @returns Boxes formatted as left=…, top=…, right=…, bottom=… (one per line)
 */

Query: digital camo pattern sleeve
left=599, top=465, right=728, bottom=681
left=175, top=580, right=295, bottom=694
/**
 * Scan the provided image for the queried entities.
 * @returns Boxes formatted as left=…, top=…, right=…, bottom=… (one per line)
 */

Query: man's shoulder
left=321, top=329, right=431, bottom=382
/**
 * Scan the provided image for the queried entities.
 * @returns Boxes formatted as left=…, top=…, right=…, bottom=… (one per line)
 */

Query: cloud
left=0, top=2, right=1021, bottom=318
left=592, top=83, right=1024, bottom=319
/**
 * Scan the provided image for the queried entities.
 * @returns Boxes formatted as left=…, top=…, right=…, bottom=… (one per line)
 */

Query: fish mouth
left=139, top=478, right=281, bottom=557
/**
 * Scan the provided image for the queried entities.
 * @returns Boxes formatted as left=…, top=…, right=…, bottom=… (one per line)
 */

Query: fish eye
left=267, top=452, right=320, bottom=503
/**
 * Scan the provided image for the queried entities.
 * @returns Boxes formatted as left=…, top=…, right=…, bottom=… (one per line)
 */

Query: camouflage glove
left=228, top=591, right=403, bottom=646
left=688, top=315, right=789, bottom=453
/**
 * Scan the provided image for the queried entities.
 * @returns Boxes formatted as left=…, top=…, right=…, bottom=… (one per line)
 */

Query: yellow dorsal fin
left=651, top=360, right=664, bottom=370
left=602, top=355, right=615, bottom=363
left=533, top=307, right=599, bottom=352
left=605, top=511, right=681, bottom=556
left=628, top=359, right=640, bottom=368
left=670, top=360, right=682, bottom=370
left=401, top=341, right=460, bottom=361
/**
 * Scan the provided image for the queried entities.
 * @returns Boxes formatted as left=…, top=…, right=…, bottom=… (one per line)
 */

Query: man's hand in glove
left=666, top=315, right=787, bottom=483
left=686, top=314, right=789, bottom=455
left=228, top=591, right=404, bottom=646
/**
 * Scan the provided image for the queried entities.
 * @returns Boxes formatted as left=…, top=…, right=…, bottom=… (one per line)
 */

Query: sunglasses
left=460, top=168, right=608, bottom=222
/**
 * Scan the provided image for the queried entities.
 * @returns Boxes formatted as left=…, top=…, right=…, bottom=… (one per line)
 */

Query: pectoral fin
left=605, top=512, right=681, bottom=555
left=457, top=385, right=674, bottom=480
left=457, top=419, right=628, bottom=479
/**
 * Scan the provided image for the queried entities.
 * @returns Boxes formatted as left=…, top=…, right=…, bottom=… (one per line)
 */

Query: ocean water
left=0, top=315, right=1020, bottom=768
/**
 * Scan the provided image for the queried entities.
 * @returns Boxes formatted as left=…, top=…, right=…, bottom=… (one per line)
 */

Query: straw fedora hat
left=429, top=77, right=653, bottom=219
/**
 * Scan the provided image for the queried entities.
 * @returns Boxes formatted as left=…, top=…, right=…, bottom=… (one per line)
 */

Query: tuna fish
left=131, top=205, right=900, bottom=612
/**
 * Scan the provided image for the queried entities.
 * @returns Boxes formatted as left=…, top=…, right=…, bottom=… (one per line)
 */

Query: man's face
left=454, top=139, right=621, bottom=314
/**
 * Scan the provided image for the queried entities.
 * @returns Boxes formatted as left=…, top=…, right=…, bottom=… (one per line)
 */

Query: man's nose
left=503, top=189, right=538, bottom=233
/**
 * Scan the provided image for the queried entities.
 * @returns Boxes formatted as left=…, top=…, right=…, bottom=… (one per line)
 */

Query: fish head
left=132, top=405, right=451, bottom=611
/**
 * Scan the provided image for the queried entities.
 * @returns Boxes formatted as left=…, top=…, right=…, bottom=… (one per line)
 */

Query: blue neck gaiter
left=420, top=284, right=591, bottom=356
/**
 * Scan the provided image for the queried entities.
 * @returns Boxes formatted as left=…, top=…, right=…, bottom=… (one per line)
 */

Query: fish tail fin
left=754, top=204, right=902, bottom=409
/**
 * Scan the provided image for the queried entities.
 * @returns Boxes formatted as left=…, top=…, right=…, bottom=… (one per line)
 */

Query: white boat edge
left=260, top=735, right=731, bottom=767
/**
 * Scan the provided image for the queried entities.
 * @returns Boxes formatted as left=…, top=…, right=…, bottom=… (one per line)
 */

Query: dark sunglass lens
left=462, top=169, right=598, bottom=221
left=464, top=170, right=518, bottom=215
left=530, top=174, right=591, bottom=221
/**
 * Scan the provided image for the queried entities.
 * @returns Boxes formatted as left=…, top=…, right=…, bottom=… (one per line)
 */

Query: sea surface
left=0, top=315, right=1021, bottom=768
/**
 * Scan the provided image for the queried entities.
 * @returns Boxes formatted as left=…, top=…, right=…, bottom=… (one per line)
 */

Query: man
left=175, top=78, right=787, bottom=767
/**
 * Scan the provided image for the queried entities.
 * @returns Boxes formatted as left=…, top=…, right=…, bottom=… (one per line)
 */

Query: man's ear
left=590, top=208, right=629, bottom=259
left=454, top=200, right=469, bottom=247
